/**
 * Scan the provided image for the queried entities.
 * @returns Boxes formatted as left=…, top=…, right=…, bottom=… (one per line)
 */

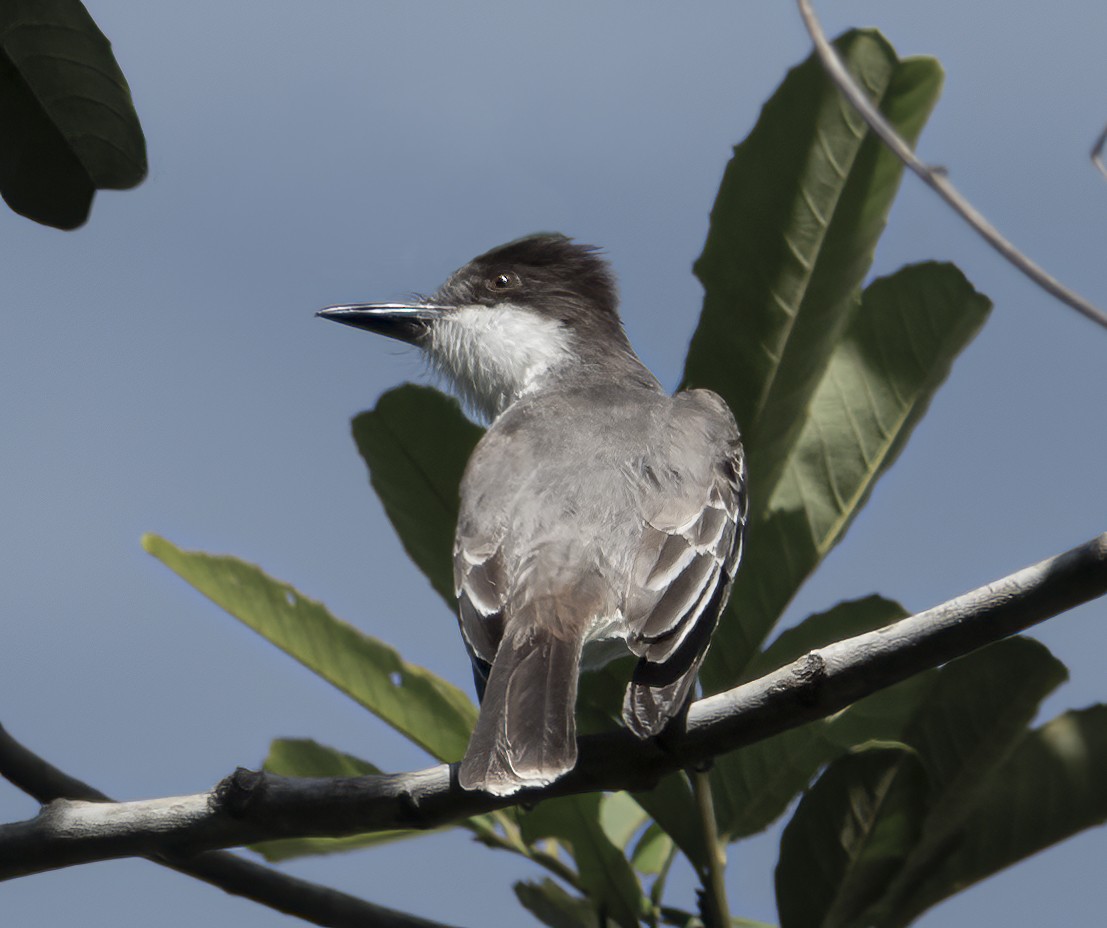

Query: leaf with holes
left=143, top=534, right=476, bottom=761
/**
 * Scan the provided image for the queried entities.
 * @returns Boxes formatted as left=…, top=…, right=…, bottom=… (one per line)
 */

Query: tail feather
left=459, top=625, right=584, bottom=796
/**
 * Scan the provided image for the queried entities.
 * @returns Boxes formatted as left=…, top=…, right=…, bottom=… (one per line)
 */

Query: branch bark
left=796, top=0, right=1107, bottom=332
left=3, top=532, right=1106, bottom=882
left=0, top=726, right=462, bottom=928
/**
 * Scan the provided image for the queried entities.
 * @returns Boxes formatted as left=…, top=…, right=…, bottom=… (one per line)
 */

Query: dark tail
left=458, top=623, right=584, bottom=796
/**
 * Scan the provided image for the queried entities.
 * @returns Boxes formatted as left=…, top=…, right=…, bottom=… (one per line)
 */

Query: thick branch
left=797, top=0, right=1107, bottom=332
left=2, top=532, right=1105, bottom=881
left=0, top=726, right=461, bottom=928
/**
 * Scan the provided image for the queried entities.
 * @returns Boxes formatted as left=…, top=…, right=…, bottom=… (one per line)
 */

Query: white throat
left=425, top=303, right=572, bottom=419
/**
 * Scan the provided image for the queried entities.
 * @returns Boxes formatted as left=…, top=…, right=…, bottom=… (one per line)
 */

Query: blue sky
left=2, top=2, right=1106, bottom=925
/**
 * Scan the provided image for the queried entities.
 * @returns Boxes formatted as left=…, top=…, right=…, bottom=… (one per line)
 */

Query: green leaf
left=775, top=745, right=929, bottom=928
left=714, top=724, right=839, bottom=842
left=143, top=534, right=476, bottom=761
left=599, top=791, right=650, bottom=851
left=523, top=794, right=646, bottom=928
left=352, top=385, right=483, bottom=606
left=631, top=771, right=709, bottom=871
left=686, top=31, right=942, bottom=520
left=630, top=823, right=672, bottom=876
left=263, top=736, right=385, bottom=777
left=866, top=637, right=1068, bottom=923
left=0, top=0, right=145, bottom=228
left=515, top=879, right=602, bottom=928
left=883, top=705, right=1107, bottom=927
left=711, top=597, right=932, bottom=839
left=704, top=262, right=991, bottom=691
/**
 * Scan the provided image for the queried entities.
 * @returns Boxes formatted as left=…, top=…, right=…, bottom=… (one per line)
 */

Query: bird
left=318, top=234, right=746, bottom=796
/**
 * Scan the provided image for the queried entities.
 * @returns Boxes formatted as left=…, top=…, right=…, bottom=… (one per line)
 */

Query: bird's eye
left=488, top=271, right=521, bottom=292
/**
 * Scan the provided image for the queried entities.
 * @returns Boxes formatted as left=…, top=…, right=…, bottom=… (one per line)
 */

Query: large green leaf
left=0, top=0, right=145, bottom=228
left=775, top=745, right=930, bottom=928
left=883, top=705, right=1107, bottom=927
left=143, top=535, right=476, bottom=761
left=522, top=794, right=646, bottom=928
left=704, top=263, right=991, bottom=692
left=865, top=638, right=1068, bottom=923
left=353, top=385, right=483, bottom=605
left=686, top=31, right=942, bottom=520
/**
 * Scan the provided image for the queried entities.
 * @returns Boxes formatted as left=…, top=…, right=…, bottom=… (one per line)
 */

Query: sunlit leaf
left=143, top=535, right=476, bottom=761
left=630, top=823, right=672, bottom=876
left=687, top=32, right=942, bottom=521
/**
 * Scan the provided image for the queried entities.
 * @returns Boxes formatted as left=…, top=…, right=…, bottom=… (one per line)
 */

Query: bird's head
left=318, top=234, right=640, bottom=419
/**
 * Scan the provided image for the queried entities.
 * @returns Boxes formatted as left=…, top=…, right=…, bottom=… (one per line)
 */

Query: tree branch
left=1092, top=123, right=1107, bottom=183
left=0, top=726, right=463, bottom=928
left=796, top=0, right=1107, bottom=332
left=2, top=532, right=1105, bottom=882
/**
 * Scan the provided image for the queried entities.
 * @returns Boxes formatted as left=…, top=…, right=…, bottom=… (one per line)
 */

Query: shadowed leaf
left=0, top=0, right=145, bottom=228
left=353, top=385, right=483, bottom=605
left=776, top=745, right=929, bottom=928
left=883, top=705, right=1107, bottom=926
left=704, top=263, right=990, bottom=692
left=866, top=638, right=1069, bottom=924
left=515, top=879, right=600, bottom=928
left=523, top=794, right=646, bottom=928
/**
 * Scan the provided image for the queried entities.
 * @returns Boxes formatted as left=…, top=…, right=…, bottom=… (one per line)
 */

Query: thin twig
left=0, top=725, right=463, bottom=928
left=1092, top=124, right=1107, bottom=182
left=796, top=0, right=1107, bottom=331
left=690, top=770, right=730, bottom=928
left=1, top=531, right=1104, bottom=880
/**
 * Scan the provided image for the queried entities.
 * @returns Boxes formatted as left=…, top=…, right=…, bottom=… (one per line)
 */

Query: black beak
left=315, top=302, right=451, bottom=344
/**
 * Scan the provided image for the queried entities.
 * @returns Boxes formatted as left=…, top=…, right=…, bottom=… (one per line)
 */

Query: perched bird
left=319, top=234, right=746, bottom=796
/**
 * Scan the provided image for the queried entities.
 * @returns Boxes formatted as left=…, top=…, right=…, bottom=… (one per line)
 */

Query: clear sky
left=2, top=2, right=1105, bottom=926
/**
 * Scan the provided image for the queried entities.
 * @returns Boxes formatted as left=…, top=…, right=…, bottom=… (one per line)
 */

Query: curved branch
left=0, top=726, right=462, bottom=928
left=2, top=532, right=1106, bottom=881
left=797, top=0, right=1107, bottom=332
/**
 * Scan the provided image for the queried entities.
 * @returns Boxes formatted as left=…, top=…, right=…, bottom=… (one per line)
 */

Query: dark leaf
left=0, top=0, right=145, bottom=228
